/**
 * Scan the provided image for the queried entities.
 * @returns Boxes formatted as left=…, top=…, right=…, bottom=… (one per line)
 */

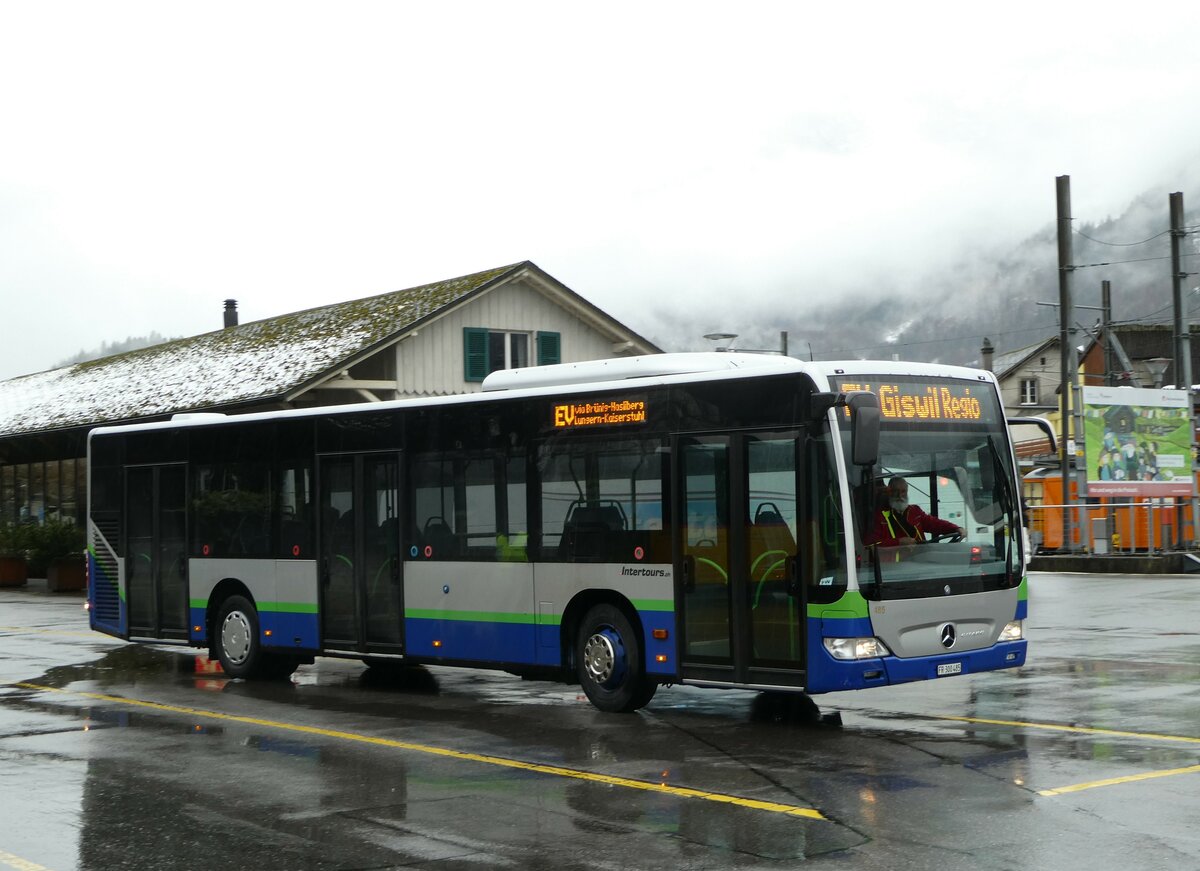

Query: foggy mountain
left=651, top=176, right=1200, bottom=368
left=55, top=333, right=179, bottom=368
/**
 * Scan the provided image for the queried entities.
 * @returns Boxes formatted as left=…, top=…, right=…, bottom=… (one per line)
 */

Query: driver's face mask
left=890, top=497, right=908, bottom=512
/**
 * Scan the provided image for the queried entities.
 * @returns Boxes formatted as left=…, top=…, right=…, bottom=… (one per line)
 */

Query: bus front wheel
left=576, top=604, right=656, bottom=713
left=214, top=595, right=297, bottom=680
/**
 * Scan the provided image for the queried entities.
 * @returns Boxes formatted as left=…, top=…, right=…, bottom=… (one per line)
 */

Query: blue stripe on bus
left=406, top=617, right=539, bottom=664
left=404, top=609, right=678, bottom=676
left=187, top=607, right=320, bottom=651
left=260, top=610, right=320, bottom=650
left=882, top=641, right=1026, bottom=685
left=639, top=610, right=676, bottom=676
left=1015, top=598, right=1028, bottom=620
left=820, top=616, right=874, bottom=636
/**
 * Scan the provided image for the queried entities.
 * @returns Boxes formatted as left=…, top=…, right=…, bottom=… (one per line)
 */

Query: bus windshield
left=834, top=375, right=1019, bottom=600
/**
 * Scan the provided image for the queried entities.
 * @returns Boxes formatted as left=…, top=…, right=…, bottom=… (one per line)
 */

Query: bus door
left=125, top=464, right=188, bottom=640
left=674, top=431, right=806, bottom=688
left=318, top=453, right=404, bottom=654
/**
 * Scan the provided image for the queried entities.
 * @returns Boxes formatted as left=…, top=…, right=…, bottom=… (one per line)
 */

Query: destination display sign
left=553, top=397, right=647, bottom=429
left=831, top=377, right=1000, bottom=424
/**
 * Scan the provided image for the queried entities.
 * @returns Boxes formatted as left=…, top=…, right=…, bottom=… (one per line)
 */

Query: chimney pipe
left=223, top=299, right=238, bottom=329
left=981, top=337, right=994, bottom=372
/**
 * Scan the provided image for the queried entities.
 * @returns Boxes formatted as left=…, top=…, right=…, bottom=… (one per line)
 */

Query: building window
left=464, top=328, right=560, bottom=382
left=488, top=332, right=528, bottom=373
left=1020, top=378, right=1038, bottom=405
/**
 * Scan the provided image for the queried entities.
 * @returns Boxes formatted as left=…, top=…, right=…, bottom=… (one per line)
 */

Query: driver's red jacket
left=865, top=505, right=958, bottom=547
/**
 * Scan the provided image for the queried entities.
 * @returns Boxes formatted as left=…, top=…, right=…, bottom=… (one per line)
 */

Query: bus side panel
left=404, top=561, right=538, bottom=664
left=260, top=560, right=320, bottom=651
left=87, top=549, right=126, bottom=638
left=187, top=558, right=320, bottom=651
left=399, top=561, right=677, bottom=672
left=532, top=563, right=676, bottom=675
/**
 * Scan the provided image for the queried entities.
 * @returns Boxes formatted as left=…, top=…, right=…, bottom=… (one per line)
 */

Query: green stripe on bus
left=187, top=599, right=317, bottom=615
left=406, top=609, right=541, bottom=625
left=260, top=601, right=319, bottom=614
left=808, top=591, right=869, bottom=619
left=631, top=598, right=673, bottom=612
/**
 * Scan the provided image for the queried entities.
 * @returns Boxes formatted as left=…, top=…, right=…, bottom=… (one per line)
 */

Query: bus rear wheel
left=214, top=594, right=296, bottom=680
left=576, top=604, right=656, bottom=713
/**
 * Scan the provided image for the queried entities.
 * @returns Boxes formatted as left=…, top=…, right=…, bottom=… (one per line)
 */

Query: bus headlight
left=999, top=620, right=1024, bottom=642
left=823, top=637, right=891, bottom=660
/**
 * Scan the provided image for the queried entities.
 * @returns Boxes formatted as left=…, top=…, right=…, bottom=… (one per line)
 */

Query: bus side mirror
left=846, top=392, right=880, bottom=467
left=810, top=390, right=879, bottom=466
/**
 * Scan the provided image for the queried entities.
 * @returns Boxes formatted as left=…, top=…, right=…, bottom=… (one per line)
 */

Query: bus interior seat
left=422, top=517, right=456, bottom=558
left=280, top=517, right=308, bottom=557
left=376, top=516, right=400, bottom=553
left=559, top=503, right=626, bottom=561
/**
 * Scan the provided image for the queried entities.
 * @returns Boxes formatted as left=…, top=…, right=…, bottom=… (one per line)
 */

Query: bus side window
left=804, top=431, right=847, bottom=599
left=538, top=437, right=667, bottom=564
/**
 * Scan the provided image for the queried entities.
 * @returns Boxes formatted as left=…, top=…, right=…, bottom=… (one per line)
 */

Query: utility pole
left=1171, top=192, right=1191, bottom=389
left=1169, top=191, right=1199, bottom=548
left=1102, top=280, right=1113, bottom=385
left=1056, top=176, right=1076, bottom=551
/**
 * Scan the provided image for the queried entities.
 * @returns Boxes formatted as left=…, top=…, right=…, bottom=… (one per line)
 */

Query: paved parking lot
left=2, top=572, right=1199, bottom=870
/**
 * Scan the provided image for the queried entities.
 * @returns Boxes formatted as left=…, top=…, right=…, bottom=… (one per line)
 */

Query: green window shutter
left=536, top=331, right=561, bottom=366
left=464, top=327, right=489, bottom=382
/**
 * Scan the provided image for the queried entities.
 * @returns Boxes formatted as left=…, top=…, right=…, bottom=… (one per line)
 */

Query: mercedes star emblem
left=939, top=623, right=957, bottom=649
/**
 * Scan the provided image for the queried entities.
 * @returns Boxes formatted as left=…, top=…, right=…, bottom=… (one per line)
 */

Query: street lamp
left=1146, top=357, right=1171, bottom=388
left=703, top=333, right=738, bottom=352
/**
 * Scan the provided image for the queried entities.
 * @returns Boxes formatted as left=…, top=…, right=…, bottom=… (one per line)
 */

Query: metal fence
left=1025, top=500, right=1195, bottom=554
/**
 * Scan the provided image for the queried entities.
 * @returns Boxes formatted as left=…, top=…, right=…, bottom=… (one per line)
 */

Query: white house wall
left=394, top=277, right=636, bottom=397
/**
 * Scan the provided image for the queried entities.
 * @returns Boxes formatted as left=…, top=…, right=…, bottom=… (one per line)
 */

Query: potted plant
left=0, top=522, right=29, bottom=587
left=26, top=519, right=87, bottom=592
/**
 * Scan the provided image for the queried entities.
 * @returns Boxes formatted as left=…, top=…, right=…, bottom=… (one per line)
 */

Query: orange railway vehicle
left=1023, top=468, right=1194, bottom=552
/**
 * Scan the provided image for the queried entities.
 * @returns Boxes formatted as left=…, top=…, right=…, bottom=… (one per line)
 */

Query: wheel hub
left=583, top=628, right=626, bottom=687
left=221, top=610, right=252, bottom=665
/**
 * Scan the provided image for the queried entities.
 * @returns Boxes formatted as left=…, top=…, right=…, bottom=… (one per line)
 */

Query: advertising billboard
left=1082, top=386, right=1194, bottom=498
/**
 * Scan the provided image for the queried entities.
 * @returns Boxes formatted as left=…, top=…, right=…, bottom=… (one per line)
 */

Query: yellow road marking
left=1038, top=763, right=1200, bottom=796
left=12, top=683, right=825, bottom=821
left=0, top=849, right=53, bottom=871
left=933, top=713, right=1200, bottom=746
left=925, top=713, right=1200, bottom=795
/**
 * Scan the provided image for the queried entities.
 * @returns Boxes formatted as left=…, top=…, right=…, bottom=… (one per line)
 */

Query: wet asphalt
left=1, top=572, right=1199, bottom=870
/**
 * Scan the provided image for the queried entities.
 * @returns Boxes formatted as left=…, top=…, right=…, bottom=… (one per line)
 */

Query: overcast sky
left=3, top=2, right=1200, bottom=380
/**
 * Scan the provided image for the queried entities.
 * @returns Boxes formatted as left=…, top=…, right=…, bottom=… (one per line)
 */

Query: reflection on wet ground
left=5, top=645, right=863, bottom=865
left=4, top=573, right=1200, bottom=868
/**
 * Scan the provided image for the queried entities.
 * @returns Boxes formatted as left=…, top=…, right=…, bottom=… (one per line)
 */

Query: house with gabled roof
left=0, top=261, right=661, bottom=526
left=989, top=336, right=1061, bottom=418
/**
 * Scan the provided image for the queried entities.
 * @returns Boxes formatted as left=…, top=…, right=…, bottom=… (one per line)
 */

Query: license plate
left=937, top=662, right=962, bottom=676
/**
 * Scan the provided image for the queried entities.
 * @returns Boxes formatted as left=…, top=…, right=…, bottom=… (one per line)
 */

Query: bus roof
left=87, top=353, right=995, bottom=439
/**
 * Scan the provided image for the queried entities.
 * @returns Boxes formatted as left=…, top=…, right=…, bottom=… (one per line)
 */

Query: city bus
left=86, top=352, right=1027, bottom=712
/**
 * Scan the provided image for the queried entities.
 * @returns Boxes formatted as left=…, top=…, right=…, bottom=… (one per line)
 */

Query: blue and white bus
left=87, top=353, right=1027, bottom=712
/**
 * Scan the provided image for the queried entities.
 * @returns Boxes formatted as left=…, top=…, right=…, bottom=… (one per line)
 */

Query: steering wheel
left=929, top=531, right=963, bottom=543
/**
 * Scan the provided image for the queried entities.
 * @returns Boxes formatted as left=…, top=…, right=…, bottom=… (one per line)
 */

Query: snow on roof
left=0, top=263, right=521, bottom=436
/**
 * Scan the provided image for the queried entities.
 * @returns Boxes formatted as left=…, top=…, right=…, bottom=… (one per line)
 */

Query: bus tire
left=576, top=603, right=656, bottom=713
left=215, top=594, right=271, bottom=680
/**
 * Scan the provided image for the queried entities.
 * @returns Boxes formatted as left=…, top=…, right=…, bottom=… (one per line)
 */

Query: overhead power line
left=1075, top=224, right=1200, bottom=247
left=1075, top=228, right=1172, bottom=247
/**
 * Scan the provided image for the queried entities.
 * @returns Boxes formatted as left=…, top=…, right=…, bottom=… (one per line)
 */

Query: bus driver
left=866, top=476, right=962, bottom=548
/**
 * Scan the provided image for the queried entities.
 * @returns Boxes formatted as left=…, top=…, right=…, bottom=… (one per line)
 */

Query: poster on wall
left=1082, top=386, right=1195, bottom=498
